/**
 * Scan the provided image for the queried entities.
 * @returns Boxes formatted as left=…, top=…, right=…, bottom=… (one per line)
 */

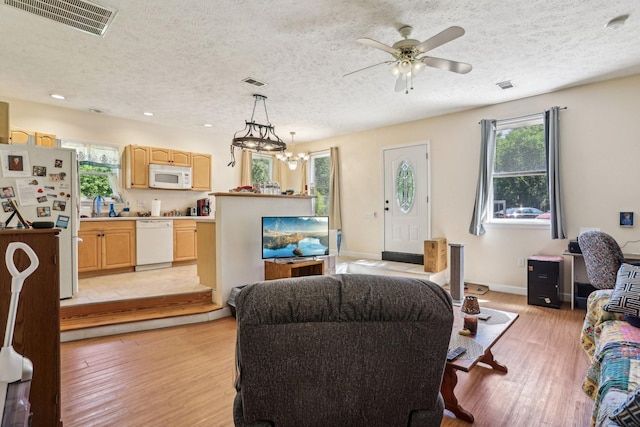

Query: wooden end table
left=441, top=307, right=519, bottom=423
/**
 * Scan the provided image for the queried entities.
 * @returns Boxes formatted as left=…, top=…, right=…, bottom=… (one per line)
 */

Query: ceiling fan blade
left=421, top=56, right=472, bottom=74
left=343, top=60, right=394, bottom=77
left=357, top=38, right=400, bottom=56
left=415, top=26, right=465, bottom=53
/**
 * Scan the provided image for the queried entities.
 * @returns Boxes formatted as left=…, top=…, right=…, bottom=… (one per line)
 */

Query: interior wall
left=296, top=73, right=640, bottom=295
left=0, top=96, right=239, bottom=213
left=3, top=73, right=639, bottom=295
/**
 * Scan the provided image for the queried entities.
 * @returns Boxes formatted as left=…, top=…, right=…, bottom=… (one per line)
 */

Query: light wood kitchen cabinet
left=124, top=144, right=150, bottom=189
left=191, top=152, right=212, bottom=191
left=9, top=129, right=55, bottom=146
left=10, top=129, right=33, bottom=144
left=123, top=145, right=211, bottom=191
left=149, top=147, right=191, bottom=166
left=174, top=219, right=197, bottom=261
left=0, top=101, right=8, bottom=144
left=35, top=131, right=56, bottom=147
left=78, top=221, right=136, bottom=274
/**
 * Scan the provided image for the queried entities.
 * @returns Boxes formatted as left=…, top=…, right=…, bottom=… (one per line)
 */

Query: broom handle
left=3, top=242, right=39, bottom=349
left=3, top=292, right=19, bottom=349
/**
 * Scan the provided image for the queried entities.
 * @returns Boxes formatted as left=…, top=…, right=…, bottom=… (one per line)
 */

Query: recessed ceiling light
left=606, top=14, right=629, bottom=29
left=50, top=93, right=65, bottom=100
left=203, top=123, right=213, bottom=127
left=89, top=108, right=103, bottom=114
left=143, top=112, right=154, bottom=116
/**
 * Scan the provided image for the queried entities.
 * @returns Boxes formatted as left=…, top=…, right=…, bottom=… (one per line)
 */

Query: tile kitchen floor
left=61, top=264, right=208, bottom=307
left=60, top=257, right=392, bottom=308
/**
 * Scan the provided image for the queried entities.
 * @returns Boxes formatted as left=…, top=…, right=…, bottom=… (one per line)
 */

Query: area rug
left=443, top=282, right=489, bottom=295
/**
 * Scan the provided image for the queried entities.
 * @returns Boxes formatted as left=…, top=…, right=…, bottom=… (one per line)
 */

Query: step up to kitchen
left=60, top=290, right=222, bottom=336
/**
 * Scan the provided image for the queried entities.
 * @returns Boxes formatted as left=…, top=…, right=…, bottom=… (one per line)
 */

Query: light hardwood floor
left=60, top=290, right=594, bottom=426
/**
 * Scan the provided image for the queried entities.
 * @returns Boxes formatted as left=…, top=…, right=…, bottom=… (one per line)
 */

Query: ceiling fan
left=345, top=25, right=472, bottom=94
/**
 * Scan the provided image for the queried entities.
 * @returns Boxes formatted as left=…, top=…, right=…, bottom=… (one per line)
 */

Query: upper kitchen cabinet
left=0, top=102, right=8, bottom=144
left=149, top=147, right=191, bottom=167
left=8, top=129, right=55, bottom=146
left=123, top=145, right=212, bottom=191
left=191, top=152, right=212, bottom=191
left=123, top=145, right=149, bottom=189
left=35, top=132, right=56, bottom=147
left=9, top=129, right=33, bottom=144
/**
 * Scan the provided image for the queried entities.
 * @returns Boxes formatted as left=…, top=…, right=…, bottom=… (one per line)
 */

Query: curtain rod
left=478, top=106, right=567, bottom=124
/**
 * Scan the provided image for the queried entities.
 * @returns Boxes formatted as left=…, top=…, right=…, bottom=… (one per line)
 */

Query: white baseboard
left=333, top=250, right=381, bottom=260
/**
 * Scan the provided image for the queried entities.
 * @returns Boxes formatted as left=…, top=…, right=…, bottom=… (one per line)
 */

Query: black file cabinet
left=527, top=256, right=563, bottom=309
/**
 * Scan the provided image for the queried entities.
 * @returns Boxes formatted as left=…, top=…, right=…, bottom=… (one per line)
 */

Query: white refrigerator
left=0, top=144, right=79, bottom=299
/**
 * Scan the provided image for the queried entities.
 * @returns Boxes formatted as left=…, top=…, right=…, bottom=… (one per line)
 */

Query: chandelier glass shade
left=228, top=95, right=286, bottom=166
left=276, top=132, right=308, bottom=171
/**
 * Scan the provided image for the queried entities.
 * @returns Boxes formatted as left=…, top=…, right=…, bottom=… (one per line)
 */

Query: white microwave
left=149, top=164, right=192, bottom=189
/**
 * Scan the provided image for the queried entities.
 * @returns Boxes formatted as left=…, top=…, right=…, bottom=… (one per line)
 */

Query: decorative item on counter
left=151, top=199, right=161, bottom=217
left=230, top=185, right=254, bottom=193
left=460, top=295, right=481, bottom=335
left=108, top=203, right=117, bottom=217
left=94, top=195, right=103, bottom=216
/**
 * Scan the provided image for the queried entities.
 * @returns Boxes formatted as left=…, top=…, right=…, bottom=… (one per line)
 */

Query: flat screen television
left=262, top=216, right=329, bottom=260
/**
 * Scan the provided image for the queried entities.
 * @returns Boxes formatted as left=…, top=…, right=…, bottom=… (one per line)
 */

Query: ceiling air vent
left=496, top=80, right=514, bottom=90
left=242, top=77, right=267, bottom=87
left=4, top=0, right=118, bottom=37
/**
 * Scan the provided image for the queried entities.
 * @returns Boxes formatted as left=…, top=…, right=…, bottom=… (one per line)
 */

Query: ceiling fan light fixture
left=398, top=60, right=412, bottom=74
left=412, top=61, right=426, bottom=75
left=349, top=24, right=472, bottom=94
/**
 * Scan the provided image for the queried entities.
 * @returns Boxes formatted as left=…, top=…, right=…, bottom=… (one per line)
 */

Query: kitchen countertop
left=80, top=216, right=215, bottom=222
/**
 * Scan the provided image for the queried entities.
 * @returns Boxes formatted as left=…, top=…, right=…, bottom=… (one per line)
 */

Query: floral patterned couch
left=581, top=289, right=640, bottom=426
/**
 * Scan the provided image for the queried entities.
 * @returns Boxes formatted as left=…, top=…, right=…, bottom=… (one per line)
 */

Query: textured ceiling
left=0, top=0, right=639, bottom=145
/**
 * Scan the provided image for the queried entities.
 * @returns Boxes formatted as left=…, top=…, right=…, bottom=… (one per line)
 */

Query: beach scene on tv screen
left=263, top=216, right=329, bottom=258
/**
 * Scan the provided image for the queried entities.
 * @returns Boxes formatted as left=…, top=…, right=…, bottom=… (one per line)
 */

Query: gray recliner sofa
left=233, top=273, right=454, bottom=427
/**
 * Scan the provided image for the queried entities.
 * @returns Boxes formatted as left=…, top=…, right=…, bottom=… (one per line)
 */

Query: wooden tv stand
left=264, top=259, right=324, bottom=280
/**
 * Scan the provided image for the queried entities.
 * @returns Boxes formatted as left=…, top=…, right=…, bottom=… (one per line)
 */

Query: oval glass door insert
left=396, top=160, right=415, bottom=213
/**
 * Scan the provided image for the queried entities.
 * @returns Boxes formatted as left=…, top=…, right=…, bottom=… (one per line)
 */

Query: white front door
left=383, top=144, right=430, bottom=256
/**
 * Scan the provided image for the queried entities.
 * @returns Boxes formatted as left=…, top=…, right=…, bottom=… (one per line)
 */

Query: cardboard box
left=424, top=238, right=447, bottom=272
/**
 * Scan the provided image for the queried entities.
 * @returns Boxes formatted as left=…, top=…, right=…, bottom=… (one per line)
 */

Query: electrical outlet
left=518, top=258, right=525, bottom=267
left=137, top=201, right=145, bottom=207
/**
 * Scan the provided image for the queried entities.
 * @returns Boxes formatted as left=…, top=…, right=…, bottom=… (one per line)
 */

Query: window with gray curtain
left=469, top=107, right=565, bottom=238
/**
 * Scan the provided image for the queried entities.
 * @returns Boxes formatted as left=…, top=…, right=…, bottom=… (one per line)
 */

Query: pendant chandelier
left=276, top=132, right=308, bottom=171
left=228, top=94, right=286, bottom=167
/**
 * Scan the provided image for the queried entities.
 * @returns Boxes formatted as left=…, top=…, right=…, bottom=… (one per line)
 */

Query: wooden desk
left=562, top=251, right=640, bottom=309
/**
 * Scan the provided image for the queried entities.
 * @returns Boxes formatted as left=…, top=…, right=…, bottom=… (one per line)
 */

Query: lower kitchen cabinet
left=174, top=219, right=197, bottom=261
left=78, top=221, right=136, bottom=273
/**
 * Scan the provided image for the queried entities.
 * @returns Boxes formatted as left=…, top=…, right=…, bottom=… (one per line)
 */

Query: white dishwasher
left=136, top=219, right=174, bottom=271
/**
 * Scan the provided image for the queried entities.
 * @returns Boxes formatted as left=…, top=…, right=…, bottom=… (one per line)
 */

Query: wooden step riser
left=60, top=290, right=213, bottom=320
left=60, top=290, right=220, bottom=332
